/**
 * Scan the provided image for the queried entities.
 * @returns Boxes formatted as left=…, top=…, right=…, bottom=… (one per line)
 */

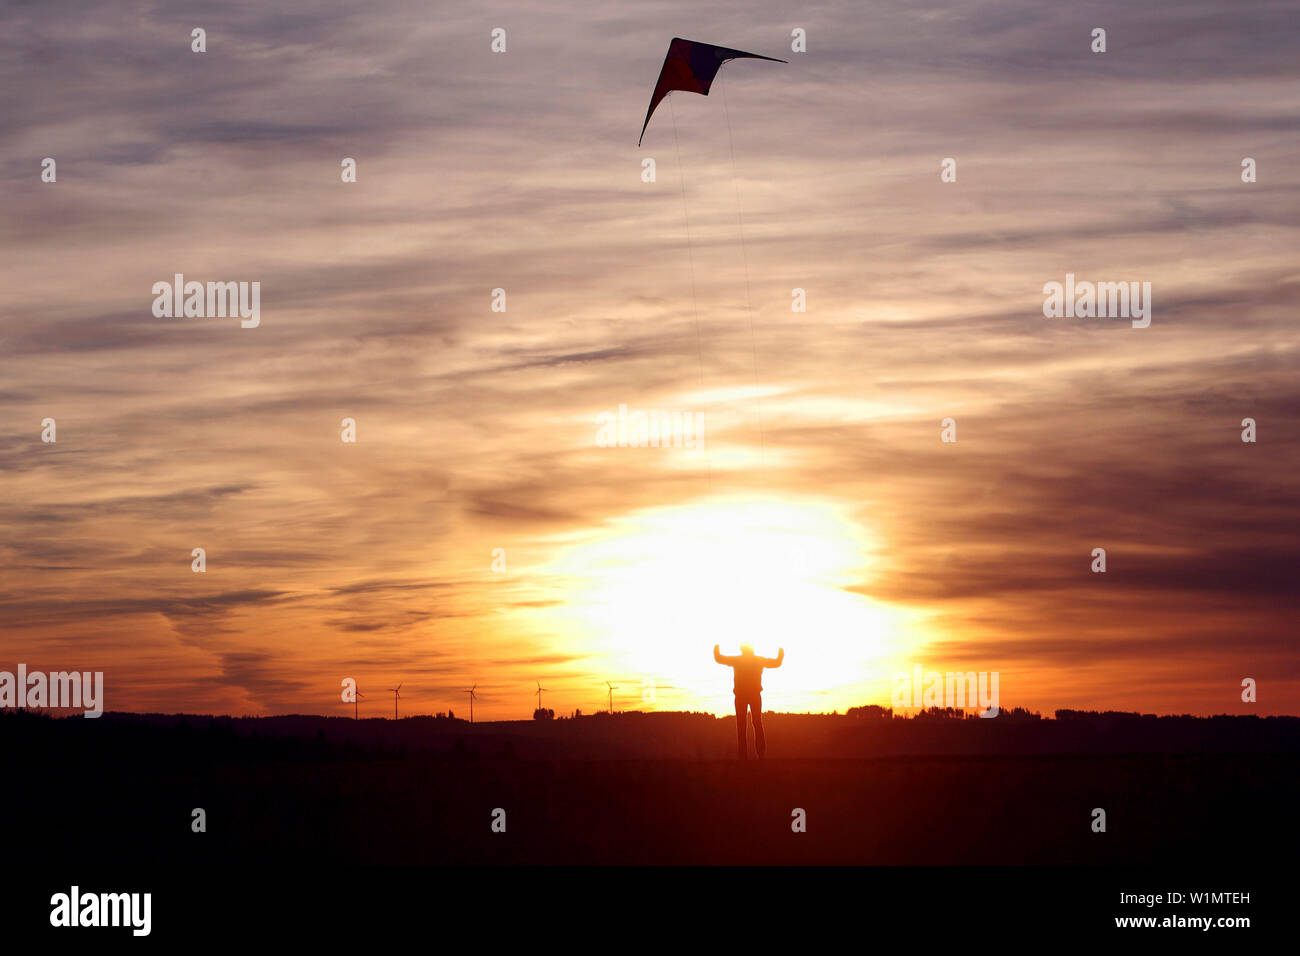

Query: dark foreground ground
left=4, top=710, right=1295, bottom=865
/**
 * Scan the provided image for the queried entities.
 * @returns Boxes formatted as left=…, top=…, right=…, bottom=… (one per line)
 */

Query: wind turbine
left=606, top=681, right=618, bottom=714
left=535, top=680, right=548, bottom=713
left=387, top=683, right=402, bottom=720
left=466, top=684, right=478, bottom=724
left=354, top=687, right=365, bottom=720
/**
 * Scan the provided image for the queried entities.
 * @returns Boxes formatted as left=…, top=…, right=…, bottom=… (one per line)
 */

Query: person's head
left=739, top=643, right=754, bottom=656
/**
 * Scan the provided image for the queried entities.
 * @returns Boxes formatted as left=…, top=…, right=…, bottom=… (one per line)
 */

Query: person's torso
left=732, top=660, right=763, bottom=696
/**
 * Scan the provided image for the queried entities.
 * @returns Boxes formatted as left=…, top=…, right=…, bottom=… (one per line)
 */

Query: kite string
left=669, top=94, right=713, bottom=493
left=720, top=77, right=768, bottom=467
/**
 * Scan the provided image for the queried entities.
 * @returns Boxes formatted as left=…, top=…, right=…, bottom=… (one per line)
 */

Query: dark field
left=4, top=710, right=1294, bottom=866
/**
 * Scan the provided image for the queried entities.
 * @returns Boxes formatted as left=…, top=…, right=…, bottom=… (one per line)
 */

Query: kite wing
left=639, top=37, right=787, bottom=146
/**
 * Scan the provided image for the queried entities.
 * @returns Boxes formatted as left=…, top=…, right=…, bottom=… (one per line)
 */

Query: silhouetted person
left=714, top=643, right=783, bottom=759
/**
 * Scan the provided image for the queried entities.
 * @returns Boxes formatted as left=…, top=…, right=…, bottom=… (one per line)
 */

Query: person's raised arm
left=714, top=644, right=737, bottom=665
left=760, top=648, right=785, bottom=668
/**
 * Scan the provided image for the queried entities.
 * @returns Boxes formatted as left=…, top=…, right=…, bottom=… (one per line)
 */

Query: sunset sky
left=2, top=0, right=1297, bottom=719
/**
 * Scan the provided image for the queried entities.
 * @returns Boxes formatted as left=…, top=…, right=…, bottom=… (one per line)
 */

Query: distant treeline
left=2, top=705, right=1294, bottom=764
left=846, top=705, right=1043, bottom=720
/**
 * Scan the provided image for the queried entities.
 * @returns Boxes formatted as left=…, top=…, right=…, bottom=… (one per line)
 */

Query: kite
left=638, top=37, right=787, bottom=146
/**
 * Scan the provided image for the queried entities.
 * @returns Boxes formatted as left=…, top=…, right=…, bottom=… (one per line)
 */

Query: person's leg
left=752, top=699, right=766, bottom=757
left=735, top=697, right=748, bottom=758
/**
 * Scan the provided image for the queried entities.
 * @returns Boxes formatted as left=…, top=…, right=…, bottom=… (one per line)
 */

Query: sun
left=541, top=495, right=912, bottom=714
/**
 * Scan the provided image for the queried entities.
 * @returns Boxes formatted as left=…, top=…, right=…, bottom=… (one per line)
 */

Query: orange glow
left=531, top=496, right=921, bottom=715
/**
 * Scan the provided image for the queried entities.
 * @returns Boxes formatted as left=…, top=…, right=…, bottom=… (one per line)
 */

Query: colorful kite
left=638, top=37, right=787, bottom=145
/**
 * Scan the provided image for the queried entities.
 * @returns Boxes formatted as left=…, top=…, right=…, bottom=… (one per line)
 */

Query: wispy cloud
left=2, top=0, right=1296, bottom=716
